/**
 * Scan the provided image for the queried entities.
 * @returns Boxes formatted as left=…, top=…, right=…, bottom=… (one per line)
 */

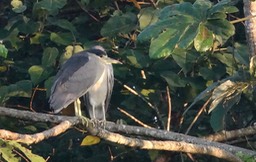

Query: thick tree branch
left=203, top=126, right=256, bottom=142
left=0, top=106, right=255, bottom=160
left=92, top=129, right=242, bottom=162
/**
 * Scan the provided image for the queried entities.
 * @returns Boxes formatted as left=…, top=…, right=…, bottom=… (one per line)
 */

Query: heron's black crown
left=87, top=45, right=107, bottom=57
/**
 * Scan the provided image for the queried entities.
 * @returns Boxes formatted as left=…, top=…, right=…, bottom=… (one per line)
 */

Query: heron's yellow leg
left=74, top=98, right=82, bottom=116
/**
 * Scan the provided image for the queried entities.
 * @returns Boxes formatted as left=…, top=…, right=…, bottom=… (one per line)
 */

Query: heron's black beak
left=102, top=56, right=122, bottom=64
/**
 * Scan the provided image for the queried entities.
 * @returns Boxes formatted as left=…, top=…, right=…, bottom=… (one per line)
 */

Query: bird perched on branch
left=49, top=45, right=120, bottom=120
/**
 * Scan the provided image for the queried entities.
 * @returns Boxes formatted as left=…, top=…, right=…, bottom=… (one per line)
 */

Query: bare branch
left=93, top=129, right=243, bottom=162
left=0, top=106, right=255, bottom=160
left=0, top=121, right=73, bottom=144
left=203, top=125, right=256, bottom=142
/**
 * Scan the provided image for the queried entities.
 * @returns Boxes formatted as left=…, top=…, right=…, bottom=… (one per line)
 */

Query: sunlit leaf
left=194, top=24, right=213, bottom=52
left=0, top=44, right=8, bottom=58
left=59, top=45, right=84, bottom=65
left=50, top=32, right=73, bottom=45
left=9, top=141, right=45, bottom=161
left=28, top=65, right=52, bottom=84
left=80, top=135, right=101, bottom=146
left=0, top=139, right=20, bottom=162
left=138, top=7, right=159, bottom=30
left=11, top=0, right=27, bottom=13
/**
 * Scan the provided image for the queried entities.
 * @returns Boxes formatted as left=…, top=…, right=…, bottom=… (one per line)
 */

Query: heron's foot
left=78, top=116, right=89, bottom=128
left=91, top=119, right=106, bottom=129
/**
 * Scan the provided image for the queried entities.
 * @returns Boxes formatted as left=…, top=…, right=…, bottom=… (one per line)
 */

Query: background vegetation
left=0, top=0, right=255, bottom=161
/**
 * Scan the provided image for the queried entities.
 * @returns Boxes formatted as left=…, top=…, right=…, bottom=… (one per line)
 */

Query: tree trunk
left=243, top=0, right=256, bottom=56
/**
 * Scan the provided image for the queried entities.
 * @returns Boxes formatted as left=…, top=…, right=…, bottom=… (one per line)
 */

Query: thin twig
left=115, top=79, right=164, bottom=127
left=75, top=0, right=100, bottom=22
left=166, top=86, right=172, bottom=131
left=230, top=15, right=256, bottom=24
left=117, top=107, right=153, bottom=128
left=30, top=85, right=39, bottom=112
left=185, top=98, right=211, bottom=135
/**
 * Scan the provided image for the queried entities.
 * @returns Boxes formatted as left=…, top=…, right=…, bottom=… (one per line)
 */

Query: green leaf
left=0, top=139, right=20, bottom=162
left=210, top=104, right=227, bottom=132
left=177, top=23, right=200, bottom=49
left=59, top=45, right=84, bottom=65
left=0, top=44, right=8, bottom=58
left=199, top=65, right=226, bottom=80
left=101, top=12, right=137, bottom=37
left=33, top=0, right=67, bottom=15
left=209, top=0, right=238, bottom=16
left=11, top=0, right=27, bottom=13
left=123, top=49, right=151, bottom=68
left=172, top=48, right=199, bottom=74
left=9, top=141, right=45, bottom=161
left=160, top=2, right=200, bottom=20
left=149, top=28, right=178, bottom=58
left=194, top=24, right=213, bottom=52
left=0, top=80, right=32, bottom=104
left=206, top=19, right=235, bottom=44
left=161, top=71, right=187, bottom=87
left=41, top=47, right=59, bottom=67
left=193, top=0, right=212, bottom=16
left=138, top=7, right=159, bottom=30
left=182, top=81, right=219, bottom=116
left=17, top=20, right=40, bottom=34
left=28, top=65, right=52, bottom=84
left=50, top=32, right=73, bottom=45
left=48, top=18, right=77, bottom=34
left=44, top=76, right=55, bottom=98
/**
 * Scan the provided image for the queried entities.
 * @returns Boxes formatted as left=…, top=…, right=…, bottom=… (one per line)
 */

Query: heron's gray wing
left=49, top=52, right=105, bottom=113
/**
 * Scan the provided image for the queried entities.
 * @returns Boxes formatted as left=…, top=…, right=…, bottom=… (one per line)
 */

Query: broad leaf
left=41, top=47, right=59, bottom=67
left=59, top=45, right=84, bottom=65
left=0, top=80, right=32, bottom=104
left=9, top=141, right=45, bottom=161
left=11, top=0, right=27, bottom=13
left=80, top=135, right=101, bottom=146
left=194, top=24, right=213, bottom=52
left=123, top=49, right=151, bottom=68
left=160, top=2, right=200, bottom=20
left=33, top=0, right=67, bottom=15
left=50, top=32, right=73, bottom=45
left=28, top=65, right=52, bottom=84
left=0, top=44, right=8, bottom=58
left=172, top=48, right=199, bottom=74
left=161, top=71, right=187, bottom=87
left=138, top=7, right=159, bottom=30
left=101, top=12, right=137, bottom=37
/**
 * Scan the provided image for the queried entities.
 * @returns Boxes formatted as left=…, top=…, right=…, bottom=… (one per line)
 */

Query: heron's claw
left=91, top=119, right=106, bottom=129
left=78, top=116, right=89, bottom=128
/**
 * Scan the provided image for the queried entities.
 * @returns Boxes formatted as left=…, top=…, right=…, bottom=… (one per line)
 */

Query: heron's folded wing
left=49, top=53, right=105, bottom=112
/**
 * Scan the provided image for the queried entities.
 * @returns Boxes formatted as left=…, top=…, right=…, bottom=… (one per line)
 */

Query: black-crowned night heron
left=49, top=45, right=120, bottom=120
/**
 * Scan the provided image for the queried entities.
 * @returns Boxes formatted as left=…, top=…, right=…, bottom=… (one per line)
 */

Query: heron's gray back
left=49, top=51, right=105, bottom=113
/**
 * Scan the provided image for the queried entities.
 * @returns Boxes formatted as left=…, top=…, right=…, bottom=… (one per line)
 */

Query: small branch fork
left=0, top=107, right=255, bottom=162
